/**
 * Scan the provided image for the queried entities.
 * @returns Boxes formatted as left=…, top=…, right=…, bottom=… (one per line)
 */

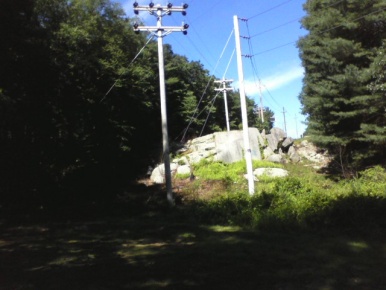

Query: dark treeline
left=0, top=0, right=272, bottom=210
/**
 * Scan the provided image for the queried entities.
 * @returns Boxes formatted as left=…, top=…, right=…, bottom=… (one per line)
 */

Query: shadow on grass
left=1, top=217, right=385, bottom=289
left=0, top=185, right=386, bottom=290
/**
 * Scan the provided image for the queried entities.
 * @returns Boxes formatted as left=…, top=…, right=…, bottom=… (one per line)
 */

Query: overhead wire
left=180, top=29, right=235, bottom=141
left=238, top=0, right=384, bottom=129
left=244, top=21, right=283, bottom=114
left=100, top=34, right=155, bottom=103
left=200, top=92, right=221, bottom=137
left=249, top=4, right=386, bottom=57
left=247, top=0, right=295, bottom=21
left=222, top=48, right=235, bottom=79
left=249, top=17, right=300, bottom=39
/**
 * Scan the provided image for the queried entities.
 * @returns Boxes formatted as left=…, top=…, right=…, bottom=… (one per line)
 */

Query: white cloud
left=241, top=66, right=304, bottom=96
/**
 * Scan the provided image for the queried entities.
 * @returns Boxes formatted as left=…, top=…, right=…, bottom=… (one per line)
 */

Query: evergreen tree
left=298, top=0, right=386, bottom=171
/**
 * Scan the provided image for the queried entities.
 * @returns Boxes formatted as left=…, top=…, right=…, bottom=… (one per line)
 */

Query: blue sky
left=115, top=0, right=308, bottom=138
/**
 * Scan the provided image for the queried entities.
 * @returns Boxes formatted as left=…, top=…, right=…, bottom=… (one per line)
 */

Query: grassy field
left=1, top=212, right=386, bottom=289
left=1, top=162, right=386, bottom=289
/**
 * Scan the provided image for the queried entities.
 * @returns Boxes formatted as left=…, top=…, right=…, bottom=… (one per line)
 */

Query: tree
left=253, top=107, right=275, bottom=133
left=0, top=0, right=154, bottom=205
left=298, top=0, right=386, bottom=171
left=227, top=91, right=274, bottom=132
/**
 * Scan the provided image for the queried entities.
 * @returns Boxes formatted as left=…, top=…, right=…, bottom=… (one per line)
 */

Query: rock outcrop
left=150, top=128, right=330, bottom=183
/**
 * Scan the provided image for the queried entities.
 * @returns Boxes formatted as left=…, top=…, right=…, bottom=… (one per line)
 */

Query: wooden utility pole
left=133, top=2, right=189, bottom=206
left=234, top=15, right=255, bottom=195
left=215, top=79, right=233, bottom=132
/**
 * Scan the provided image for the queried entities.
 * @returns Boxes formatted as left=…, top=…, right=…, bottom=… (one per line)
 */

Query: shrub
left=193, top=159, right=282, bottom=184
left=183, top=162, right=386, bottom=231
left=350, top=166, right=386, bottom=197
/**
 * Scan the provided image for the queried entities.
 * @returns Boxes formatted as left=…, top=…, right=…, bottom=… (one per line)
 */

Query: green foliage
left=0, top=0, right=243, bottom=207
left=193, top=159, right=282, bottom=183
left=298, top=0, right=386, bottom=170
left=187, top=165, right=386, bottom=230
left=349, top=166, right=386, bottom=197
left=191, top=191, right=260, bottom=227
left=252, top=160, right=283, bottom=169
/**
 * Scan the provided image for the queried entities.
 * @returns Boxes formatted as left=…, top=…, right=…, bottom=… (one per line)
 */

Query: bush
left=350, top=166, right=386, bottom=197
left=193, top=159, right=282, bottom=183
left=184, top=165, right=386, bottom=231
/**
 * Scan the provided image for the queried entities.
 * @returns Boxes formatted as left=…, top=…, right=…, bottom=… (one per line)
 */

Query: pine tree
left=298, top=0, right=386, bottom=171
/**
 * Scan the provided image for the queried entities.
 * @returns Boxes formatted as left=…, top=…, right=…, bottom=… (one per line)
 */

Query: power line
left=249, top=5, right=386, bottom=57
left=222, top=48, right=235, bottom=79
left=200, top=93, right=220, bottom=137
left=100, top=34, right=155, bottom=103
left=188, top=0, right=222, bottom=23
left=247, top=0, right=295, bottom=21
left=169, top=14, right=217, bottom=71
left=249, top=17, right=300, bottom=39
left=175, top=92, right=220, bottom=141
left=247, top=0, right=346, bottom=21
left=243, top=20, right=283, bottom=114
left=181, top=29, right=235, bottom=141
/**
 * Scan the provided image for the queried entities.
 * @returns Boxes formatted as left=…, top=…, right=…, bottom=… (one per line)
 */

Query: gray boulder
left=213, top=128, right=262, bottom=163
left=288, top=146, right=301, bottom=163
left=177, top=165, right=191, bottom=175
left=267, top=153, right=283, bottom=163
left=266, top=127, right=287, bottom=152
left=263, top=146, right=275, bottom=159
left=150, top=163, right=178, bottom=184
left=282, top=137, right=294, bottom=149
left=253, top=168, right=289, bottom=178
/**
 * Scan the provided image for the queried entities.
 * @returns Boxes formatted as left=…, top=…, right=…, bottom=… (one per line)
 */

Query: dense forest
left=298, top=0, right=386, bottom=173
left=1, top=0, right=385, bottom=210
left=0, top=0, right=272, bottom=208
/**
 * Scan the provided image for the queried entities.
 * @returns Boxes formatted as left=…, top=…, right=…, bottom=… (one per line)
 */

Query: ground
left=1, top=184, right=385, bottom=290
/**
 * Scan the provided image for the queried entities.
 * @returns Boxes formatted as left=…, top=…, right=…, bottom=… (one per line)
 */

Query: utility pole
left=259, top=81, right=264, bottom=123
left=282, top=107, right=287, bottom=134
left=215, top=79, right=233, bottom=132
left=133, top=2, right=189, bottom=206
left=234, top=15, right=255, bottom=195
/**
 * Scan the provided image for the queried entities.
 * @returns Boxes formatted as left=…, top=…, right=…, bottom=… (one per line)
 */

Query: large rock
left=295, top=140, right=330, bottom=166
left=149, top=130, right=333, bottom=184
left=267, top=154, right=283, bottom=163
left=263, top=146, right=275, bottom=159
left=266, top=127, right=287, bottom=152
left=288, top=146, right=301, bottom=163
left=214, top=128, right=262, bottom=163
left=253, top=168, right=289, bottom=178
left=150, top=163, right=178, bottom=184
left=282, top=137, right=294, bottom=150
left=176, top=165, right=191, bottom=175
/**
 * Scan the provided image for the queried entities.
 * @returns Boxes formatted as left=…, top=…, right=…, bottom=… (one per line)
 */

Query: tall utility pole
left=214, top=79, right=233, bottom=132
left=234, top=15, right=255, bottom=195
left=133, top=2, right=189, bottom=206
left=282, top=107, right=287, bottom=134
left=259, top=81, right=264, bottom=123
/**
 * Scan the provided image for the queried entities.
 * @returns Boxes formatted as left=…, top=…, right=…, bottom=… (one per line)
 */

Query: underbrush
left=181, top=165, right=386, bottom=231
left=177, top=159, right=283, bottom=182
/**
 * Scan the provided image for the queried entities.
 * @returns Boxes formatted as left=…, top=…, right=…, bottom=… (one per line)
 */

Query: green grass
left=1, top=213, right=386, bottom=290
left=191, top=159, right=283, bottom=182
left=1, top=165, right=386, bottom=289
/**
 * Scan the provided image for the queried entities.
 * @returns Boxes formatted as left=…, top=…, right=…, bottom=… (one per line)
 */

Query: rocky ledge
left=150, top=127, right=330, bottom=183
